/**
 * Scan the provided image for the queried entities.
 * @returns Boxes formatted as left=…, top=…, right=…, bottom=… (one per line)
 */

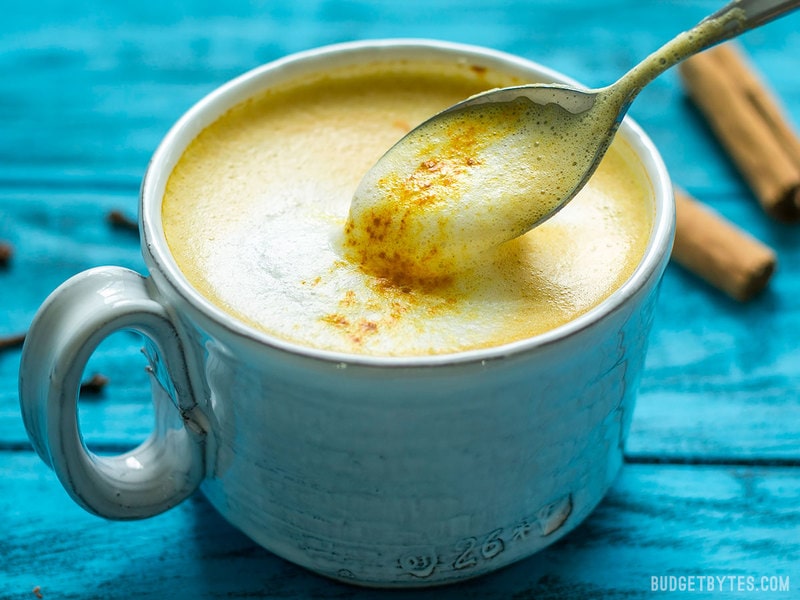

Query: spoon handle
left=710, top=0, right=800, bottom=35
left=611, top=0, right=800, bottom=109
left=698, top=0, right=800, bottom=48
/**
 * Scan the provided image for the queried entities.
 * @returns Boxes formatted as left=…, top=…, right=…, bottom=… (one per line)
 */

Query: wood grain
left=1, top=453, right=797, bottom=599
left=2, top=0, right=800, bottom=596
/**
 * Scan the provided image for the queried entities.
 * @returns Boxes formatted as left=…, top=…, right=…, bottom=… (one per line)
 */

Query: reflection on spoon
left=345, top=0, right=799, bottom=282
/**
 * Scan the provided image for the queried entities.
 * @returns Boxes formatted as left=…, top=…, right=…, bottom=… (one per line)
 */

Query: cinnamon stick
left=679, top=43, right=800, bottom=221
left=672, top=189, right=776, bottom=301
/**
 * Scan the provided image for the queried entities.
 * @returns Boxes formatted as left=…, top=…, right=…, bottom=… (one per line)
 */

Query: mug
left=19, top=39, right=674, bottom=587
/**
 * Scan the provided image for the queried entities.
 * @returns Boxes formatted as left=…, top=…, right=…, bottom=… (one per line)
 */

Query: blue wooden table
left=2, top=1, right=799, bottom=598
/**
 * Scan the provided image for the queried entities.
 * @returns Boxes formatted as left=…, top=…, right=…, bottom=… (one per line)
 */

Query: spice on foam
left=320, top=269, right=460, bottom=349
left=344, top=97, right=566, bottom=284
left=344, top=117, right=492, bottom=284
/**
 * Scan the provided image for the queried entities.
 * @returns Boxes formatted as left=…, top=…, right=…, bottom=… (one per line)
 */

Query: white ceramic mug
left=19, top=39, right=674, bottom=587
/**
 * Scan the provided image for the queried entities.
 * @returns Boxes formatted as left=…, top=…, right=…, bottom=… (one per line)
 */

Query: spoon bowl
left=346, top=0, right=799, bottom=281
left=346, top=84, right=619, bottom=280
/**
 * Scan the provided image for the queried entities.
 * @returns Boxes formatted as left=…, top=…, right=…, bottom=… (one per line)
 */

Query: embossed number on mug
left=453, top=528, right=505, bottom=570
left=396, top=494, right=572, bottom=576
left=453, top=537, right=479, bottom=570
left=450, top=494, right=572, bottom=571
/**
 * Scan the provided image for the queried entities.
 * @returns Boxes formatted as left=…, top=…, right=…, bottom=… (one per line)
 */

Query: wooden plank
left=1, top=2, right=799, bottom=599
left=5, top=251, right=799, bottom=458
left=0, top=186, right=150, bottom=446
left=1, top=1, right=797, bottom=190
left=629, top=251, right=800, bottom=460
left=1, top=452, right=797, bottom=598
left=2, top=1, right=800, bottom=457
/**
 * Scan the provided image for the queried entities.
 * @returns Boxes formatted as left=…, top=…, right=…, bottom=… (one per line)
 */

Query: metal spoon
left=346, top=0, right=800, bottom=281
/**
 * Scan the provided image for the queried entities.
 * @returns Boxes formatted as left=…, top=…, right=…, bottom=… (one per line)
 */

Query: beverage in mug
left=19, top=41, right=674, bottom=587
left=162, top=59, right=653, bottom=356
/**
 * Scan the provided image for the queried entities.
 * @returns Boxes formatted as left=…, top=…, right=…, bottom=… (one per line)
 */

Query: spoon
left=345, top=0, right=800, bottom=281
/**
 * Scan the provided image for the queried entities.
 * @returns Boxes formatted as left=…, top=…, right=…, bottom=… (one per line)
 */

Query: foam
left=346, top=97, right=610, bottom=280
left=162, top=60, right=654, bottom=356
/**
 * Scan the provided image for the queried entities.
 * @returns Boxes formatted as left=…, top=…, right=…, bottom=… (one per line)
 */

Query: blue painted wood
left=2, top=0, right=800, bottom=596
left=1, top=453, right=798, bottom=599
left=1, top=1, right=798, bottom=458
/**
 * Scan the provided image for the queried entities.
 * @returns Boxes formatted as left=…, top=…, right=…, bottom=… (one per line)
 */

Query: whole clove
left=80, top=373, right=110, bottom=396
left=107, top=209, right=140, bottom=234
left=0, top=241, right=13, bottom=269
left=0, top=332, right=26, bottom=352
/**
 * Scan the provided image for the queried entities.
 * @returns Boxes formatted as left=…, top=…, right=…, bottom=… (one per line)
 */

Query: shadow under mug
left=19, top=39, right=674, bottom=587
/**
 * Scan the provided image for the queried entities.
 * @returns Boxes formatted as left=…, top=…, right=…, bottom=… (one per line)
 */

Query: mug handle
left=19, top=266, right=206, bottom=520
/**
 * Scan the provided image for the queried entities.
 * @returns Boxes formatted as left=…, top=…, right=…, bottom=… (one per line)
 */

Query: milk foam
left=162, top=61, right=653, bottom=356
left=346, top=97, right=609, bottom=281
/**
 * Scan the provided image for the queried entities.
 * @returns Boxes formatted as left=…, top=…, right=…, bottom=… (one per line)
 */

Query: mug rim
left=141, top=38, right=675, bottom=368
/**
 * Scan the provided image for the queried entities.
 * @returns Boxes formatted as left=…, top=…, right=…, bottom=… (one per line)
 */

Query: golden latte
left=162, top=59, right=654, bottom=356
